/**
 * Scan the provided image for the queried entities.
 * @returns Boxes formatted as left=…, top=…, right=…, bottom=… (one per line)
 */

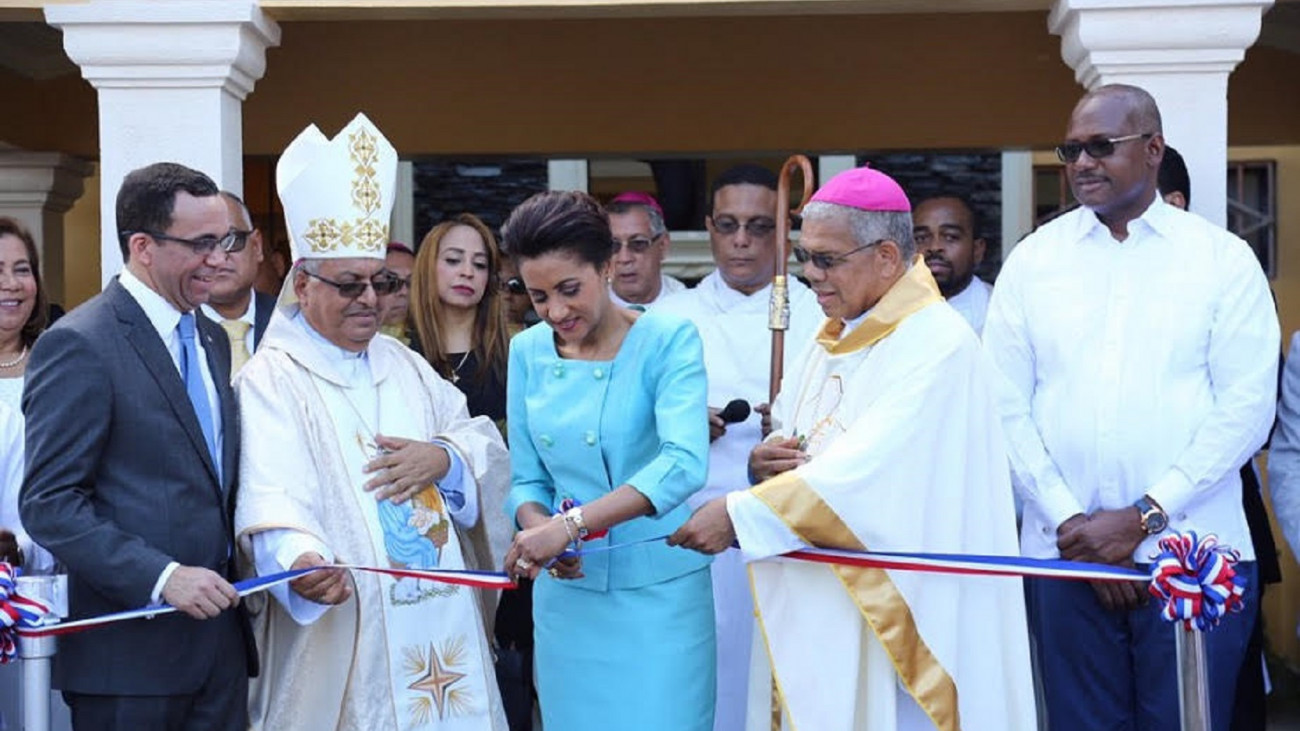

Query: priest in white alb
left=670, top=166, right=1037, bottom=731
left=234, top=114, right=508, bottom=731
left=657, top=164, right=822, bottom=731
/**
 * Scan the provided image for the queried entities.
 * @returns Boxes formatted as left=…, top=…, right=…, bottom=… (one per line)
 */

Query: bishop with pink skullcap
left=809, top=163, right=911, bottom=212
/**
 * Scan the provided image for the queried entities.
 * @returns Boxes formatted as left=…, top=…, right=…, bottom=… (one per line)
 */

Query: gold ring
left=515, top=558, right=534, bottom=570
left=548, top=567, right=560, bottom=578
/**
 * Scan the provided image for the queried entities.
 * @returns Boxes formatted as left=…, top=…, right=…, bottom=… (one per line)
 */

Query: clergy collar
left=814, top=257, right=943, bottom=356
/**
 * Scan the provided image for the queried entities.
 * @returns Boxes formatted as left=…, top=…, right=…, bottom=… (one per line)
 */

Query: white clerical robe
left=235, top=310, right=508, bottom=731
left=727, top=262, right=1037, bottom=731
left=658, top=270, right=822, bottom=731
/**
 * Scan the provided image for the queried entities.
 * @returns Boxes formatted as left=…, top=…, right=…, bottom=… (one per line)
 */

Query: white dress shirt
left=202, top=296, right=257, bottom=356
left=945, top=276, right=993, bottom=335
left=610, top=273, right=687, bottom=310
left=984, top=196, right=1279, bottom=561
left=119, top=268, right=224, bottom=600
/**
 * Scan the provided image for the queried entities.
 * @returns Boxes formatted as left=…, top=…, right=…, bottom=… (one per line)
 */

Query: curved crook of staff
left=768, top=154, right=816, bottom=405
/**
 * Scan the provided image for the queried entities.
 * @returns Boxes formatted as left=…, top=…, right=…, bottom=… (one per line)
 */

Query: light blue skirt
left=534, top=567, right=716, bottom=731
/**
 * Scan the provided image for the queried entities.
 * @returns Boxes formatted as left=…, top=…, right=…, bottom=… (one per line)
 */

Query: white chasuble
left=730, top=261, right=1037, bottom=731
left=236, top=314, right=507, bottom=731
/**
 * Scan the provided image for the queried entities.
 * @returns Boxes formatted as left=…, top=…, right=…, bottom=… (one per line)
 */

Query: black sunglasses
left=792, top=239, right=885, bottom=270
left=1055, top=133, right=1153, bottom=164
left=501, top=277, right=527, bottom=295
left=122, top=229, right=250, bottom=255
left=711, top=217, right=777, bottom=237
left=612, top=234, right=663, bottom=254
left=302, top=269, right=401, bottom=298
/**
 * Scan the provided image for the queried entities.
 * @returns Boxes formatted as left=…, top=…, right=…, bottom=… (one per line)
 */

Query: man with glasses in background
left=605, top=192, right=685, bottom=311
left=21, top=162, right=254, bottom=730
left=234, top=114, right=508, bottom=730
left=984, top=84, right=1278, bottom=731
left=658, top=163, right=821, bottom=731
left=671, top=165, right=1035, bottom=731
left=378, top=241, right=415, bottom=345
left=200, top=191, right=275, bottom=378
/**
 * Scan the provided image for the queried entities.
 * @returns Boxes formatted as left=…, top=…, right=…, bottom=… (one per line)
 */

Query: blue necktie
left=178, top=313, right=220, bottom=481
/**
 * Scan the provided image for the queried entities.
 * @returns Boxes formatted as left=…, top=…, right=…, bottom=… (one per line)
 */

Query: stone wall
left=857, top=151, right=1003, bottom=281
left=411, top=159, right=547, bottom=248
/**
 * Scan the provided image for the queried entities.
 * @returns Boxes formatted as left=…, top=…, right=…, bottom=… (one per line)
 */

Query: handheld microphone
left=718, top=399, right=751, bottom=425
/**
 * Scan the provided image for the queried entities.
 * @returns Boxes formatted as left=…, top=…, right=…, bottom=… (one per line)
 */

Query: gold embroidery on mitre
left=300, top=126, right=389, bottom=255
left=302, top=218, right=390, bottom=255
left=349, top=127, right=381, bottom=215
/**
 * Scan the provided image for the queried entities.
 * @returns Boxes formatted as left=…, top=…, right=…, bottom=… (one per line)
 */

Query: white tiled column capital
left=0, top=150, right=94, bottom=304
left=1049, top=0, right=1274, bottom=227
left=45, top=0, right=281, bottom=285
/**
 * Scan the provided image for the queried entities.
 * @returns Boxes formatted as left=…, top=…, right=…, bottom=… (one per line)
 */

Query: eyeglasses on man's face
left=123, top=229, right=251, bottom=255
left=384, top=273, right=411, bottom=292
left=792, top=239, right=885, bottom=271
left=501, top=277, right=527, bottom=296
left=1055, top=133, right=1153, bottom=164
left=711, top=216, right=777, bottom=238
left=302, top=269, right=402, bottom=299
left=612, top=233, right=663, bottom=254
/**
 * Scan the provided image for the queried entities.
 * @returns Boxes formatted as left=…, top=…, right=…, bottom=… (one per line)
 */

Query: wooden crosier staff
left=768, top=155, right=815, bottom=405
left=766, top=155, right=814, bottom=731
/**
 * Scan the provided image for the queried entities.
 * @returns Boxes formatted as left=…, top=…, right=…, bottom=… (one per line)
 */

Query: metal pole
left=16, top=575, right=66, bottom=731
left=1174, top=625, right=1211, bottom=731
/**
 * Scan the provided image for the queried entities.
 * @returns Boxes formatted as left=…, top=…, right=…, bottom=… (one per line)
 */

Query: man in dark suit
left=201, top=191, right=275, bottom=377
left=20, top=162, right=251, bottom=730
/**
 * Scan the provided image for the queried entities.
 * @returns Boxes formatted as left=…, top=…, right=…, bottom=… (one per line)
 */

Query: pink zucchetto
left=609, top=191, right=665, bottom=217
left=809, top=164, right=911, bottom=212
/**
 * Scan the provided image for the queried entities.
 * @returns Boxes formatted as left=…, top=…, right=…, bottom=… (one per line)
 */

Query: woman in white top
left=0, top=217, right=48, bottom=412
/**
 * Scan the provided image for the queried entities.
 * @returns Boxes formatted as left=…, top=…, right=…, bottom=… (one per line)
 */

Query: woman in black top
left=409, top=213, right=530, bottom=730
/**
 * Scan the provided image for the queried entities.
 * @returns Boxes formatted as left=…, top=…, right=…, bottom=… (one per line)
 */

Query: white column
left=547, top=160, right=589, bottom=192
left=45, top=0, right=280, bottom=285
left=1049, top=0, right=1273, bottom=228
left=391, top=160, right=415, bottom=246
left=0, top=150, right=94, bottom=304
left=1000, top=150, right=1034, bottom=258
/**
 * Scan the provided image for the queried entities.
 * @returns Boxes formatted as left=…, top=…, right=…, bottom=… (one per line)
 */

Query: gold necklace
left=0, top=346, right=27, bottom=369
left=449, top=351, right=470, bottom=383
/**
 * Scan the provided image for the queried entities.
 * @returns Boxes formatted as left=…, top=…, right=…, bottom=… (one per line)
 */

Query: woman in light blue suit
left=501, top=191, right=715, bottom=730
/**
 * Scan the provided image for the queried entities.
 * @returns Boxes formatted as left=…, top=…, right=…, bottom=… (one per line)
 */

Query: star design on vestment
left=407, top=642, right=467, bottom=720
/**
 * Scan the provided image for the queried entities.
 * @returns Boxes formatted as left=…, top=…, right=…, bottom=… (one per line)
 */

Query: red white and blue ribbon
left=564, top=536, right=1148, bottom=582
left=13, top=564, right=514, bottom=640
left=1149, top=531, right=1246, bottom=632
left=7, top=532, right=1235, bottom=643
left=0, top=562, right=54, bottom=662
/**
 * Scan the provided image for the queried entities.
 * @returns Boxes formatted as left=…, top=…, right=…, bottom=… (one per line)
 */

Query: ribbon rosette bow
left=0, top=561, right=53, bottom=664
left=1148, top=532, right=1246, bottom=632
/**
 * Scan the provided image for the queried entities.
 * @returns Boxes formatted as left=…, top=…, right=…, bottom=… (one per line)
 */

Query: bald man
left=985, top=84, right=1278, bottom=731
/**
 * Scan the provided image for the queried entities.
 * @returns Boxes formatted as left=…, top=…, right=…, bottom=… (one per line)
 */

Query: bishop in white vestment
left=671, top=166, right=1036, bottom=731
left=234, top=114, right=507, bottom=731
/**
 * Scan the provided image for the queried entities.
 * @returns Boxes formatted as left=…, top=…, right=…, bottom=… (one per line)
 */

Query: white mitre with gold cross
left=277, top=112, right=397, bottom=263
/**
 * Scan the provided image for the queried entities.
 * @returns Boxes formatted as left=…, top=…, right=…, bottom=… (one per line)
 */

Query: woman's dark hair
left=500, top=191, right=615, bottom=268
left=0, top=216, right=48, bottom=348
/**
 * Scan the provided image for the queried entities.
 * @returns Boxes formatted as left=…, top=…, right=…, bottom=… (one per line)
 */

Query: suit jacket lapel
left=108, top=281, right=223, bottom=490
left=253, top=291, right=275, bottom=351
left=197, top=313, right=238, bottom=499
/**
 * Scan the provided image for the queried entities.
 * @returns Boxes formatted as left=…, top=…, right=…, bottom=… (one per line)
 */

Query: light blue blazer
left=505, top=310, right=713, bottom=591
